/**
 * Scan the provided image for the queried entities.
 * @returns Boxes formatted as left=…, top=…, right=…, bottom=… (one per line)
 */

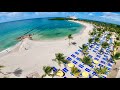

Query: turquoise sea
left=0, top=18, right=84, bottom=51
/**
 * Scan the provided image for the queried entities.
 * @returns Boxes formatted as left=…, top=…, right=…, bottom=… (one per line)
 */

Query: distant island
left=49, top=16, right=78, bottom=20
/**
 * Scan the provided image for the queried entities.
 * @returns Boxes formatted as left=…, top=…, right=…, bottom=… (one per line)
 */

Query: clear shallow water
left=0, top=18, right=84, bottom=51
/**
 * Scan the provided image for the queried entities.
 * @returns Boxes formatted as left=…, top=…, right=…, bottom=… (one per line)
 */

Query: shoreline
left=0, top=20, right=94, bottom=78
left=0, top=20, right=87, bottom=54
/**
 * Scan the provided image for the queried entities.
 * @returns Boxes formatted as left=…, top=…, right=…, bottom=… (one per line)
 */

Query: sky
left=0, top=12, right=120, bottom=25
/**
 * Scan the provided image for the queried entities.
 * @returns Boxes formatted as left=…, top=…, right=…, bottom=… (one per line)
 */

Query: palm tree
left=41, top=66, right=53, bottom=78
left=88, top=38, right=93, bottom=44
left=114, top=53, right=120, bottom=59
left=113, top=41, right=120, bottom=50
left=81, top=56, right=92, bottom=65
left=101, top=42, right=109, bottom=49
left=94, top=67, right=108, bottom=78
left=68, top=34, right=73, bottom=46
left=79, top=44, right=88, bottom=55
left=89, top=30, right=97, bottom=36
left=71, top=66, right=80, bottom=77
left=112, top=52, right=120, bottom=64
left=94, top=37, right=100, bottom=43
left=111, top=41, right=120, bottom=61
left=106, top=34, right=111, bottom=41
left=53, top=53, right=69, bottom=67
left=97, top=31, right=103, bottom=38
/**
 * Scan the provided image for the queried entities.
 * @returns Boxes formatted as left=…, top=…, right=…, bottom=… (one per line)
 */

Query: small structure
left=67, top=16, right=77, bottom=20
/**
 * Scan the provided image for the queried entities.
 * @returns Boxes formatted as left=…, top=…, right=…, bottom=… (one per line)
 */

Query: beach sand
left=107, top=60, right=120, bottom=78
left=0, top=20, right=94, bottom=78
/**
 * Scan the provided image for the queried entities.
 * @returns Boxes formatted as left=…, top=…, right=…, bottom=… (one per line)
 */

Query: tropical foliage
left=101, top=42, right=109, bottom=49
left=81, top=56, right=92, bottom=65
left=94, top=67, right=108, bottom=76
left=41, top=66, right=53, bottom=78
left=71, top=66, right=80, bottom=77
left=94, top=37, right=100, bottom=43
left=79, top=44, right=89, bottom=55
left=53, top=53, right=69, bottom=66
left=88, top=38, right=93, bottom=44
left=114, top=53, right=120, bottom=60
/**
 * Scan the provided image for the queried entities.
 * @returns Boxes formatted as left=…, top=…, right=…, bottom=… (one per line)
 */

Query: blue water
left=0, top=18, right=84, bottom=51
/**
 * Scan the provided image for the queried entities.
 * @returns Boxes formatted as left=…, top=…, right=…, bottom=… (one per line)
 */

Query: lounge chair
left=93, top=50, right=96, bottom=53
left=53, top=67, right=57, bottom=72
left=62, top=68, right=69, bottom=73
left=75, top=51, right=79, bottom=55
left=92, top=71, right=98, bottom=76
left=107, top=63, right=112, bottom=67
left=88, top=55, right=93, bottom=58
left=78, top=64, right=84, bottom=68
left=94, top=57, right=99, bottom=60
left=76, top=57, right=81, bottom=61
left=67, top=57, right=72, bottom=61
left=101, top=61, right=106, bottom=64
left=98, top=64, right=104, bottom=67
left=71, top=54, right=76, bottom=58
left=104, top=55, right=108, bottom=58
left=72, top=60, right=78, bottom=65
left=103, top=58, right=107, bottom=61
left=78, top=49, right=82, bottom=52
left=96, top=55, right=101, bottom=58
left=89, top=65, right=94, bottom=68
left=63, top=76, right=67, bottom=78
left=85, top=68, right=91, bottom=72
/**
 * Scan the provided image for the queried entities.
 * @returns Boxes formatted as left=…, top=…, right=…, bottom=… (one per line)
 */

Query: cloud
left=7, top=12, right=22, bottom=17
left=0, top=12, right=120, bottom=25
left=34, top=12, right=60, bottom=17
left=88, top=13, right=94, bottom=16
left=100, top=12, right=120, bottom=21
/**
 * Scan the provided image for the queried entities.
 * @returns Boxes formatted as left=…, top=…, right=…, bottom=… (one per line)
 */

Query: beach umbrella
left=114, top=48, right=117, bottom=55
left=56, top=70, right=64, bottom=77
left=68, top=63, right=75, bottom=68
left=93, top=60, right=99, bottom=64
left=92, top=75, right=98, bottom=78
left=82, top=72, right=89, bottom=78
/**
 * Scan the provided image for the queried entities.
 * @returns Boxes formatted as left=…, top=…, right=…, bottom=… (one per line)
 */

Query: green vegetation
left=80, top=19, right=120, bottom=36
left=88, top=38, right=93, bottom=44
left=41, top=66, right=53, bottom=78
left=114, top=53, right=120, bottom=60
left=102, top=42, right=109, bottom=49
left=49, top=17, right=78, bottom=20
left=53, top=53, right=69, bottom=66
left=79, top=44, right=89, bottom=55
left=71, top=66, right=80, bottom=77
left=94, top=67, right=108, bottom=77
left=81, top=56, right=92, bottom=65
left=94, top=37, right=100, bottom=43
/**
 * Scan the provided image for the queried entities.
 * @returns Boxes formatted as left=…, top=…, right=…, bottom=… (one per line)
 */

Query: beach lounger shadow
left=6, top=68, right=23, bottom=77
left=13, top=68, right=23, bottom=77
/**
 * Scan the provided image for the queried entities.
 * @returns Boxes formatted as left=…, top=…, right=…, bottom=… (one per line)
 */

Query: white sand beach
left=0, top=20, right=94, bottom=78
